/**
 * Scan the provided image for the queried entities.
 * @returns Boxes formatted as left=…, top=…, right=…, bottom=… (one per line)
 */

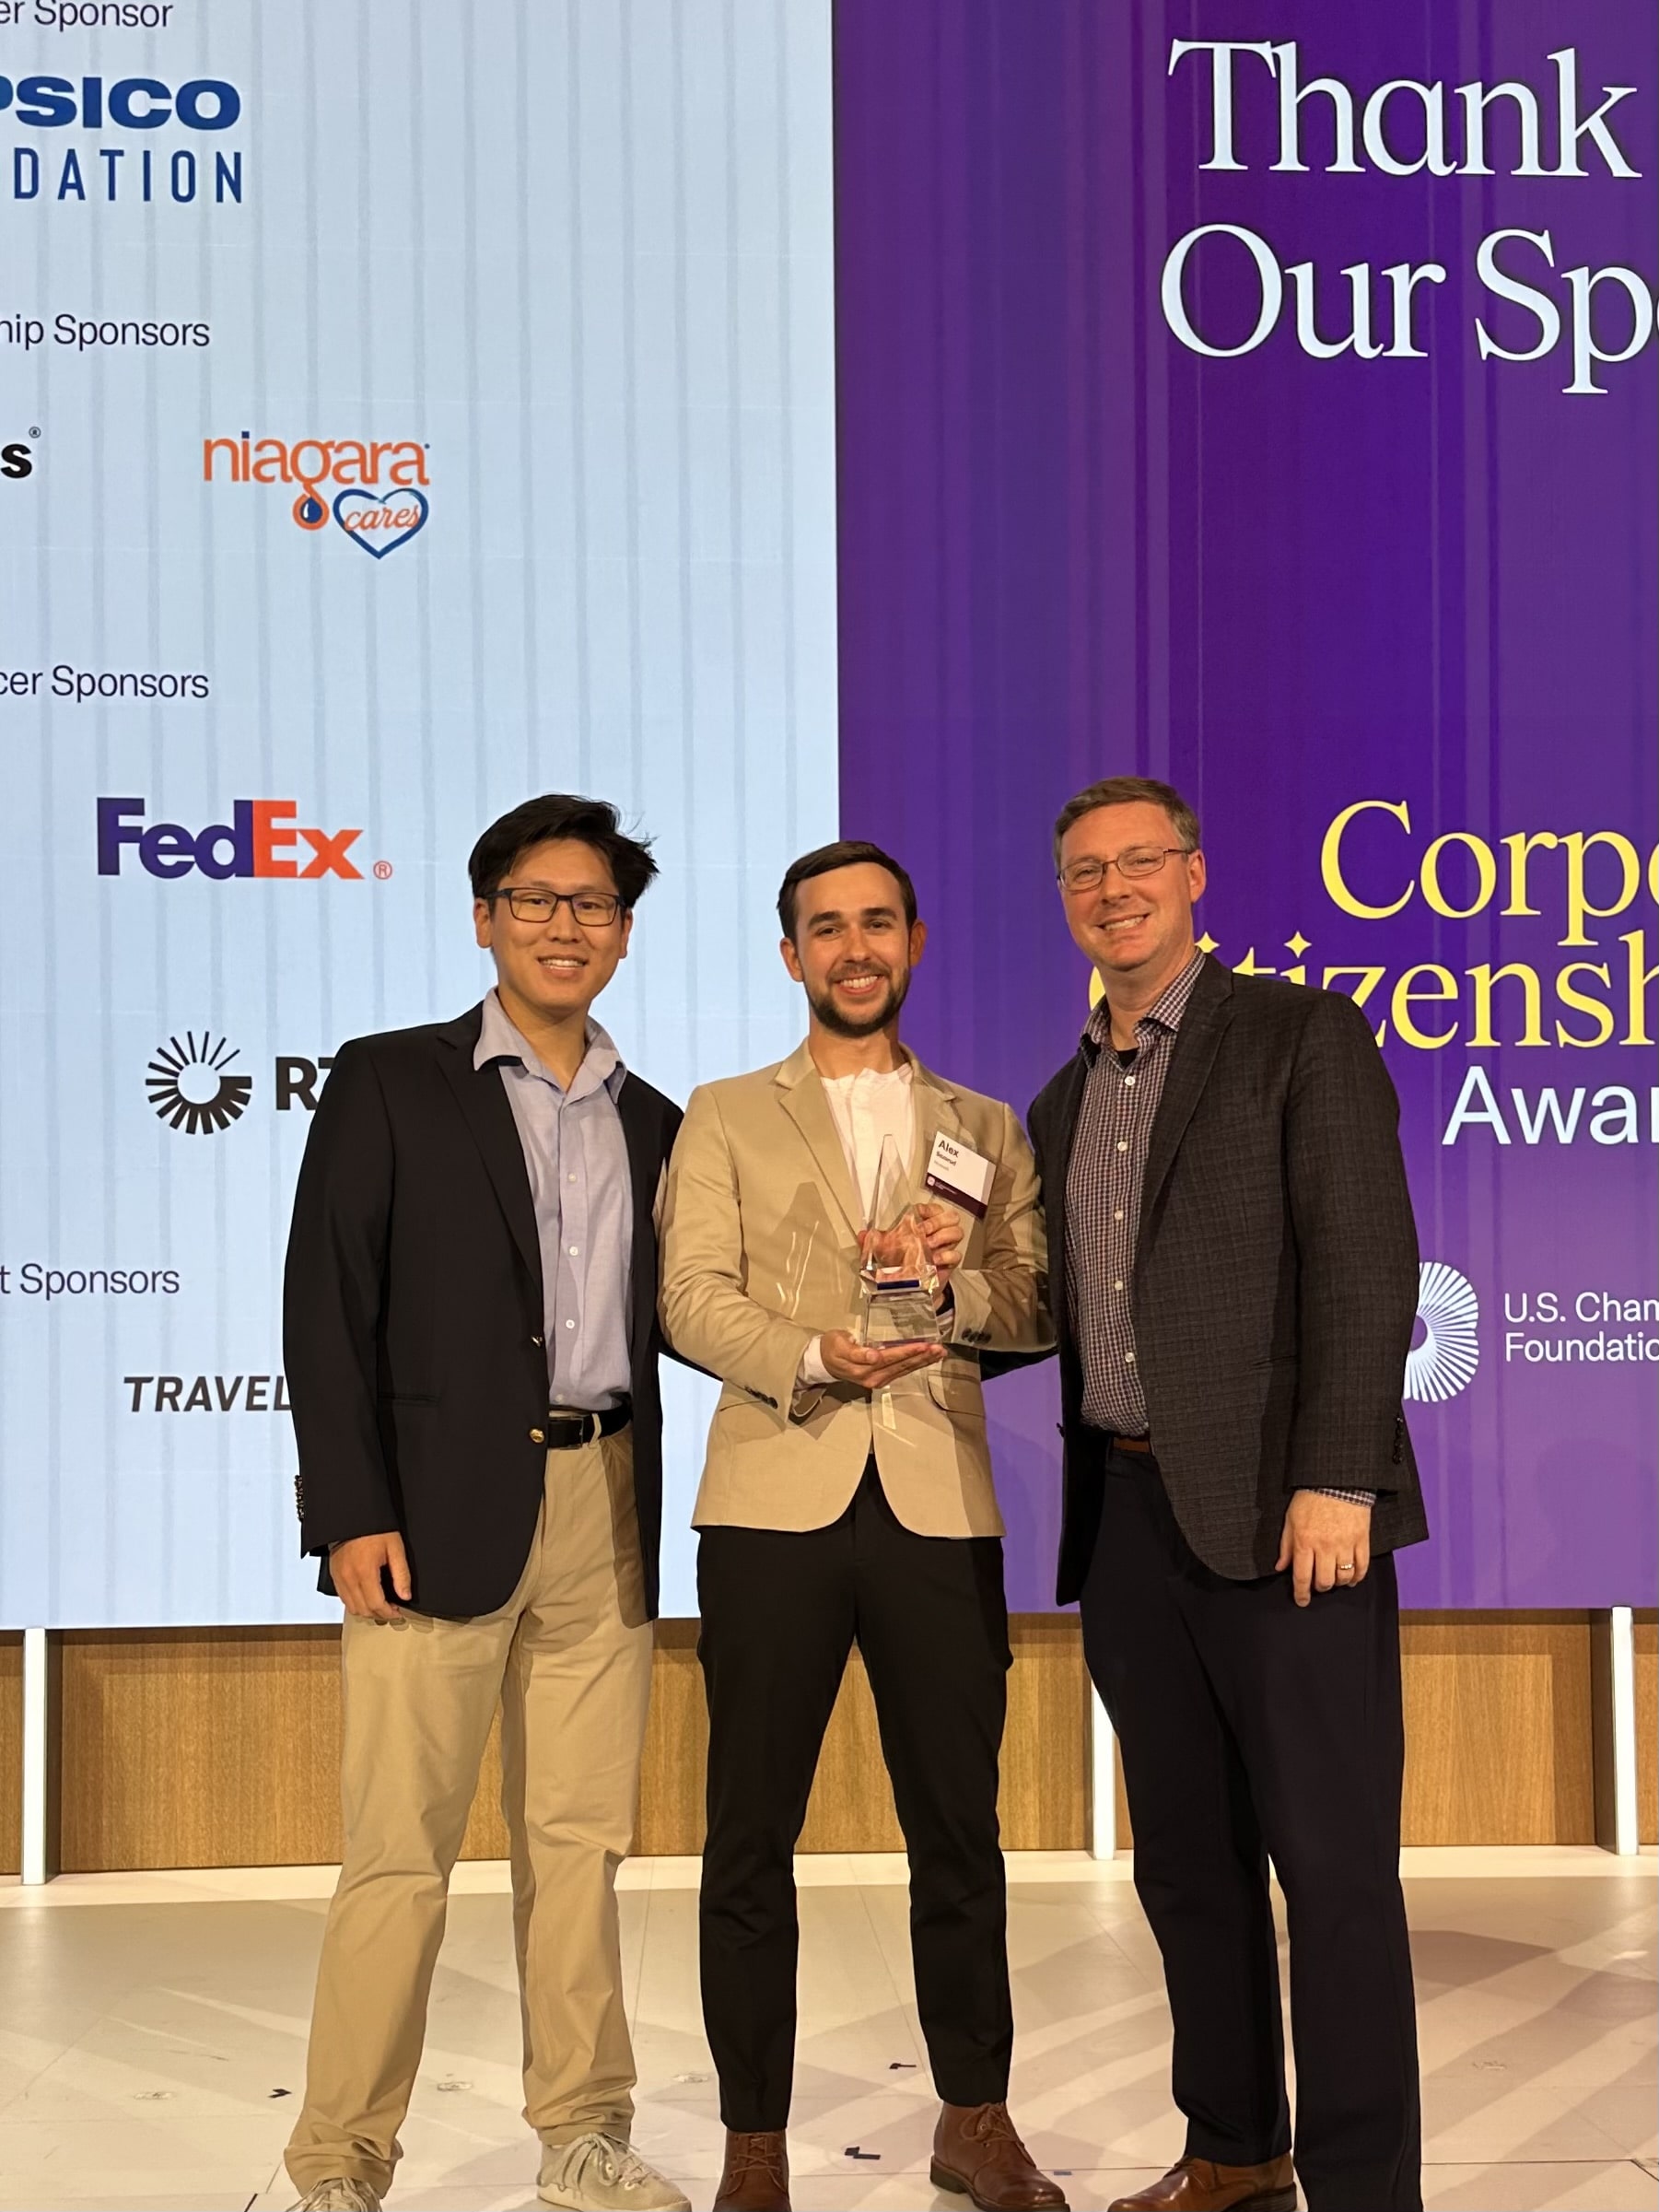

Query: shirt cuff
left=799, top=1335, right=832, bottom=1388
left=1310, top=1486, right=1377, bottom=1506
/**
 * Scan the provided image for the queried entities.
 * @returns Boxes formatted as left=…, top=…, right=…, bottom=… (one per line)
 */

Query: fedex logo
left=98, top=798, right=364, bottom=880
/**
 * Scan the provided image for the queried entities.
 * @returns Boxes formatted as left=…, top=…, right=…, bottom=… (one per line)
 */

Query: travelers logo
left=1405, top=1261, right=1480, bottom=1404
left=204, top=434, right=429, bottom=556
left=123, top=1373, right=290, bottom=1412
left=146, top=1032, right=251, bottom=1136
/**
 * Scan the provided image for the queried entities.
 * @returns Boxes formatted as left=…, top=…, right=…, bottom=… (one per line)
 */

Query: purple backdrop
left=833, top=1, right=1657, bottom=1608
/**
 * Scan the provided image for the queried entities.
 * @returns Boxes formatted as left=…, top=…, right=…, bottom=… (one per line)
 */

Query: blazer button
left=529, top=1426, right=545, bottom=1445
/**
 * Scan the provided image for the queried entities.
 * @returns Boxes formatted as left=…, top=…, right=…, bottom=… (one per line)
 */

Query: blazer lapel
left=905, top=1059, right=957, bottom=1204
left=774, top=1041, right=866, bottom=1238
left=1045, top=1050, right=1090, bottom=1345
left=1137, top=960, right=1235, bottom=1258
left=436, top=1007, right=542, bottom=1292
left=613, top=1069, right=660, bottom=1358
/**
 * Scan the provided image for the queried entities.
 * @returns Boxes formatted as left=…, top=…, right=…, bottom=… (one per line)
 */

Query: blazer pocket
left=925, top=1365, right=987, bottom=1416
left=379, top=1391, right=438, bottom=1407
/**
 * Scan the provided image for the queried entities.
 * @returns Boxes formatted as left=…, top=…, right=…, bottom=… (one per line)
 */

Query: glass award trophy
left=858, top=1135, right=943, bottom=1348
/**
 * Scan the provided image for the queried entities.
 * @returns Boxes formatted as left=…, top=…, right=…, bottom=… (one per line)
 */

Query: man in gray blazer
left=1027, top=777, right=1427, bottom=2212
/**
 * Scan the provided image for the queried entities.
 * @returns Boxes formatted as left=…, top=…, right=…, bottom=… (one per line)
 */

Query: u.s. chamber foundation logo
left=146, top=1031, right=251, bottom=1135
left=1405, top=1260, right=1480, bottom=1404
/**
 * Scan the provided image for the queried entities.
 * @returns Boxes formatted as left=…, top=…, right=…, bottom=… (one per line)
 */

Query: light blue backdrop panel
left=0, top=0, right=838, bottom=1626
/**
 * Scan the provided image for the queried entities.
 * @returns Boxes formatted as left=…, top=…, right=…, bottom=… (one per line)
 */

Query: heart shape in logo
left=333, top=486, right=429, bottom=558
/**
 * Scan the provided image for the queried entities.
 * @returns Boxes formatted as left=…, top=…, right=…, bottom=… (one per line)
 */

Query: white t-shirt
left=822, top=1062, right=915, bottom=1215
left=799, top=1061, right=930, bottom=1387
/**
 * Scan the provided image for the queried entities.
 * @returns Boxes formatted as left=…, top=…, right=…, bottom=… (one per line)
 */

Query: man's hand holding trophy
left=858, top=1135, right=960, bottom=1347
left=813, top=1136, right=960, bottom=1390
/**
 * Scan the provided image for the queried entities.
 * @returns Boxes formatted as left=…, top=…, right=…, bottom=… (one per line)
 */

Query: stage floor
left=0, top=1851, right=1653, bottom=2212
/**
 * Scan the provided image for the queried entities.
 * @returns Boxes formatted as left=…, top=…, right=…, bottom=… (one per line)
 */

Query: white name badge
left=923, top=1131, right=995, bottom=1219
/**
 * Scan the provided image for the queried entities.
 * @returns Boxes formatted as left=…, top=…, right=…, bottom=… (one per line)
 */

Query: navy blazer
left=284, top=1003, right=682, bottom=1619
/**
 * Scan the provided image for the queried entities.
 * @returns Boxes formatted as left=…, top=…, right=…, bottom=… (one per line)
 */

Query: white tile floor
left=0, top=1851, right=1651, bottom=2212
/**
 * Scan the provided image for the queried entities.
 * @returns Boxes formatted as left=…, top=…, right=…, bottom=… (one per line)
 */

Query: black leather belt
left=543, top=1400, right=631, bottom=1449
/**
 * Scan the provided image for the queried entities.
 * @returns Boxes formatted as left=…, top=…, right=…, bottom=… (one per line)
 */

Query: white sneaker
left=288, top=2184, right=382, bottom=2212
left=538, top=2130, right=691, bottom=2211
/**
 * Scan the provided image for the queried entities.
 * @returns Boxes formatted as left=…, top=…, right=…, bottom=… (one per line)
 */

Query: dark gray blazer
left=1028, top=959, right=1430, bottom=1599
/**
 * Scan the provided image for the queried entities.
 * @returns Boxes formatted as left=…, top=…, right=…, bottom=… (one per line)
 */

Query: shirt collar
left=1083, top=948, right=1207, bottom=1052
left=474, top=989, right=625, bottom=1100
left=821, top=1060, right=914, bottom=1094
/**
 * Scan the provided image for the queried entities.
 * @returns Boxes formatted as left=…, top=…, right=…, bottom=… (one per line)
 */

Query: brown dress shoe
left=930, top=2101, right=1069, bottom=2211
left=712, top=2128, right=790, bottom=2212
left=1106, top=2153, right=1296, bottom=2212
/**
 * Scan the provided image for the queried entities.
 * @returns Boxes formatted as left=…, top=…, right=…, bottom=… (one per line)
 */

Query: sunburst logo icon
left=146, top=1032, right=253, bottom=1136
left=1405, top=1260, right=1479, bottom=1404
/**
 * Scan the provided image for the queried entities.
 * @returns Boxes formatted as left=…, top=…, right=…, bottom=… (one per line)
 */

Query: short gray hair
left=1052, top=777, right=1200, bottom=872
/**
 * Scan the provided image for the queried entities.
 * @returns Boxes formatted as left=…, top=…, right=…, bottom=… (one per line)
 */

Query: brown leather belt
left=1104, top=1431, right=1152, bottom=1455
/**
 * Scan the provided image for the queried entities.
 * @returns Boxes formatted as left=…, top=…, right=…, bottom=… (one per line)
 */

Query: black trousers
left=1078, top=1441, right=1421, bottom=2212
left=696, top=1461, right=1013, bottom=2130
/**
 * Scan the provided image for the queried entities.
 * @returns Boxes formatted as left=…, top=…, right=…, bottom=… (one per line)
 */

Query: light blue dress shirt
left=474, top=990, right=634, bottom=1411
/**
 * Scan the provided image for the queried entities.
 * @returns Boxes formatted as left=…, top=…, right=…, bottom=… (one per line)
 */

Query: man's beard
left=807, top=964, right=910, bottom=1038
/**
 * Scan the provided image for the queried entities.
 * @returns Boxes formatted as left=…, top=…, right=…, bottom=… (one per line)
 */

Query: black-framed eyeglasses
left=488, top=884, right=623, bottom=926
left=1057, top=847, right=1192, bottom=894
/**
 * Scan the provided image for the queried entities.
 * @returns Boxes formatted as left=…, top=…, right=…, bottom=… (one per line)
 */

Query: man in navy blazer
left=282, top=794, right=689, bottom=2212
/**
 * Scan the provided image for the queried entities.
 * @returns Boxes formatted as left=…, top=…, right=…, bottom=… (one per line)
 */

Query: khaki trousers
left=285, top=1432, right=654, bottom=2200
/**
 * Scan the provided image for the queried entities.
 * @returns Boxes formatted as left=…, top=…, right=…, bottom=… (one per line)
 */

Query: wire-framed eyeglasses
left=488, top=884, right=623, bottom=926
left=1057, top=847, right=1192, bottom=895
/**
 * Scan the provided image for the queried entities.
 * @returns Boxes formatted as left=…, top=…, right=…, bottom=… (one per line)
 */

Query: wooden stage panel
left=0, top=1634, right=19, bottom=1876
left=59, top=1628, right=343, bottom=1874
left=1400, top=1613, right=1595, bottom=1846
left=40, top=1611, right=1624, bottom=1870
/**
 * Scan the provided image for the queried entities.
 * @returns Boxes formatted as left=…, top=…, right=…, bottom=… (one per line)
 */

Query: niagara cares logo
left=1405, top=1261, right=1480, bottom=1405
left=204, top=433, right=429, bottom=556
left=146, top=1032, right=252, bottom=1136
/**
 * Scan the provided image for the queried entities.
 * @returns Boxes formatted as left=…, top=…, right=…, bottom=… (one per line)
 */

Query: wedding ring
left=1337, top=1561, right=1356, bottom=1577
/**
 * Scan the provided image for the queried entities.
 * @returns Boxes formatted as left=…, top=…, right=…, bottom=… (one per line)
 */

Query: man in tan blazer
left=660, top=839, right=1065, bottom=2212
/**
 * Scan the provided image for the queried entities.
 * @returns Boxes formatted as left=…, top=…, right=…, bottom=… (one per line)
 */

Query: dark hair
left=1052, top=776, right=1200, bottom=871
left=777, top=838, right=918, bottom=940
left=468, top=793, right=659, bottom=908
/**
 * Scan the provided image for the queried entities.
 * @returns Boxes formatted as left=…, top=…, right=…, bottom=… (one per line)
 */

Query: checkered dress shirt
left=1066, top=950, right=1373, bottom=1505
left=1067, top=952, right=1205, bottom=1436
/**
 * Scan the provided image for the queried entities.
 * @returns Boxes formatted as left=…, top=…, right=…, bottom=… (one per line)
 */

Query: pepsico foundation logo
left=1405, top=1261, right=1480, bottom=1404
left=204, top=433, right=428, bottom=557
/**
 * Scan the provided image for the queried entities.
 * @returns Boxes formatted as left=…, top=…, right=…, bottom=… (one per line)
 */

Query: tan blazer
left=660, top=1042, right=1052, bottom=1538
